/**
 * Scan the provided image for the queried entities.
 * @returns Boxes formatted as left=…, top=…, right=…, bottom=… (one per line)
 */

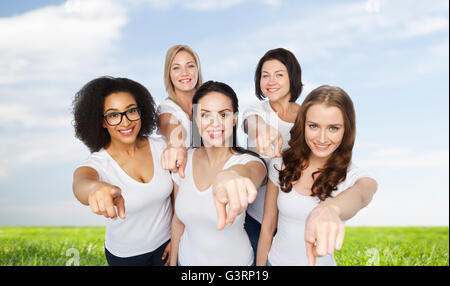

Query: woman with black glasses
left=72, top=76, right=173, bottom=266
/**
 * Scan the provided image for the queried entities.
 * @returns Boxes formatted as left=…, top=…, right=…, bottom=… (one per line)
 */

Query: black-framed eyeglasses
left=103, top=107, right=141, bottom=126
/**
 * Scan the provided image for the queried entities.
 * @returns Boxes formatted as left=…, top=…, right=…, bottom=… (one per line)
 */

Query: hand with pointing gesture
left=213, top=170, right=258, bottom=230
left=304, top=204, right=344, bottom=266
left=255, top=123, right=282, bottom=158
left=161, top=144, right=187, bottom=179
left=87, top=183, right=126, bottom=220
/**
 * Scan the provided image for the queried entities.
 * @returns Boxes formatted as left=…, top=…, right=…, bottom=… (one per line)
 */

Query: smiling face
left=304, top=103, right=345, bottom=161
left=260, top=59, right=291, bottom=102
left=170, top=50, right=199, bottom=95
left=103, top=91, right=141, bottom=146
left=195, top=91, right=236, bottom=148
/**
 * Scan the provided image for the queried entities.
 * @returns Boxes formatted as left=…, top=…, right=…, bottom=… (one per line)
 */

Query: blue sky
left=0, top=0, right=448, bottom=226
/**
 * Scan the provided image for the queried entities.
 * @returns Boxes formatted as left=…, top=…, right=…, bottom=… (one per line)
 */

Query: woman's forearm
left=72, top=167, right=101, bottom=205
left=256, top=225, right=276, bottom=266
left=321, top=177, right=378, bottom=221
left=159, top=114, right=186, bottom=147
left=170, top=214, right=185, bottom=266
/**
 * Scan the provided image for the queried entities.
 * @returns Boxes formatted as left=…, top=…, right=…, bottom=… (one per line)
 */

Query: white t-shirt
left=242, top=100, right=294, bottom=223
left=79, top=136, right=173, bottom=258
left=172, top=148, right=266, bottom=266
left=267, top=157, right=372, bottom=266
left=157, top=98, right=192, bottom=148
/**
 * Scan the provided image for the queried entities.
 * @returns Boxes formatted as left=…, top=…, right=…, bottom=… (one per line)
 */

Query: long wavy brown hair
left=278, top=85, right=356, bottom=201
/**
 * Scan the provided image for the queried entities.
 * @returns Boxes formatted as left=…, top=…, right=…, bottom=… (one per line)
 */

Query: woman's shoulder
left=158, top=98, right=182, bottom=113
left=158, top=98, right=181, bottom=109
left=228, top=150, right=265, bottom=168
left=346, top=162, right=372, bottom=180
left=78, top=149, right=109, bottom=172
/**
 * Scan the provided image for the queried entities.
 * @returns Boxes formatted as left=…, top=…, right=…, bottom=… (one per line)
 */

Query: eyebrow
left=262, top=69, right=285, bottom=73
left=306, top=120, right=343, bottom=127
left=200, top=108, right=233, bottom=112
left=172, top=61, right=196, bottom=66
left=105, top=104, right=137, bottom=113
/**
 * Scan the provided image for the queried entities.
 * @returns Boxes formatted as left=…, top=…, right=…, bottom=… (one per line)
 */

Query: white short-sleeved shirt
left=267, top=157, right=372, bottom=266
left=157, top=98, right=192, bottom=148
left=172, top=148, right=266, bottom=266
left=242, top=101, right=294, bottom=223
left=78, top=136, right=173, bottom=258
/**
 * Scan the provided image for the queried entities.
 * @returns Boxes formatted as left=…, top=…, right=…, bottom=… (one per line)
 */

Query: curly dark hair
left=72, top=76, right=158, bottom=153
left=255, top=48, right=303, bottom=102
left=278, top=85, right=356, bottom=201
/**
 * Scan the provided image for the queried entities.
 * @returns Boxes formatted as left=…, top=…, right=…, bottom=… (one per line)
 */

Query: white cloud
left=398, top=17, right=448, bottom=38
left=365, top=0, right=382, bottom=13
left=0, top=168, right=7, bottom=180
left=0, top=0, right=128, bottom=84
left=0, top=131, right=90, bottom=180
left=143, top=0, right=244, bottom=11
left=358, top=149, right=449, bottom=170
left=0, top=103, right=72, bottom=128
left=261, top=0, right=282, bottom=7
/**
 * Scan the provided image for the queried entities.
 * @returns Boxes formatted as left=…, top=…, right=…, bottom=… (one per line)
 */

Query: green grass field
left=0, top=226, right=448, bottom=266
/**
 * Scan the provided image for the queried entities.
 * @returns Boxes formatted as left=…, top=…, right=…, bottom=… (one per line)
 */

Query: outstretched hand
left=212, top=170, right=257, bottom=230
left=88, top=184, right=126, bottom=220
left=161, top=145, right=187, bottom=178
left=255, top=123, right=282, bottom=158
left=304, top=204, right=345, bottom=266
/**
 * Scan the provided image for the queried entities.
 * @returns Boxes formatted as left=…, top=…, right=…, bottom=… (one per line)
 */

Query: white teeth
left=316, top=144, right=329, bottom=148
left=208, top=131, right=222, bottom=136
left=120, top=128, right=132, bottom=134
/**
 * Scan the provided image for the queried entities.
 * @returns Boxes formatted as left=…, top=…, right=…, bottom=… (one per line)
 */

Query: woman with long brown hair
left=256, top=85, right=377, bottom=266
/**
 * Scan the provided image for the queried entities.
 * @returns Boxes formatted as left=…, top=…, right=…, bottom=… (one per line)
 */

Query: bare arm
left=256, top=179, right=279, bottom=266
left=222, top=160, right=267, bottom=191
left=72, top=166, right=125, bottom=219
left=305, top=177, right=378, bottom=265
left=159, top=113, right=188, bottom=177
left=319, top=177, right=378, bottom=221
left=213, top=160, right=267, bottom=230
left=169, top=182, right=185, bottom=266
left=73, top=166, right=101, bottom=205
left=159, top=113, right=186, bottom=147
left=244, top=114, right=282, bottom=158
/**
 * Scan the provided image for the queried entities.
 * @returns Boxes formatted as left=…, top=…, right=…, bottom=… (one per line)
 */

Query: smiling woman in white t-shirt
left=169, top=81, right=267, bottom=266
left=72, top=76, right=173, bottom=266
left=256, top=85, right=378, bottom=266
left=158, top=45, right=204, bottom=179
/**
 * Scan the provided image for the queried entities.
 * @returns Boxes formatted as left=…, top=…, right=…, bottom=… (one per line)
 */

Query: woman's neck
left=269, top=95, right=297, bottom=120
left=308, top=154, right=328, bottom=170
left=201, top=146, right=233, bottom=167
left=106, top=137, right=143, bottom=158
left=174, top=89, right=195, bottom=119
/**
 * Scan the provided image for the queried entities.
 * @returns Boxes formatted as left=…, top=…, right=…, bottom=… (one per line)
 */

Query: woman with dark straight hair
left=242, top=48, right=304, bottom=260
left=256, top=85, right=377, bottom=266
left=170, top=81, right=267, bottom=266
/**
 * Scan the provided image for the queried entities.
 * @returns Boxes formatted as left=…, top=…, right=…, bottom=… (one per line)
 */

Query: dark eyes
left=106, top=108, right=138, bottom=118
left=201, top=113, right=230, bottom=119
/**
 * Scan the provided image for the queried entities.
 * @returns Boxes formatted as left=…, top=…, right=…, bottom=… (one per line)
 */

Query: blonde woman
left=158, top=45, right=203, bottom=178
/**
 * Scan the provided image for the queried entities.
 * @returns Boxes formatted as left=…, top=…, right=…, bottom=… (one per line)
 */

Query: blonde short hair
left=164, top=45, right=203, bottom=103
